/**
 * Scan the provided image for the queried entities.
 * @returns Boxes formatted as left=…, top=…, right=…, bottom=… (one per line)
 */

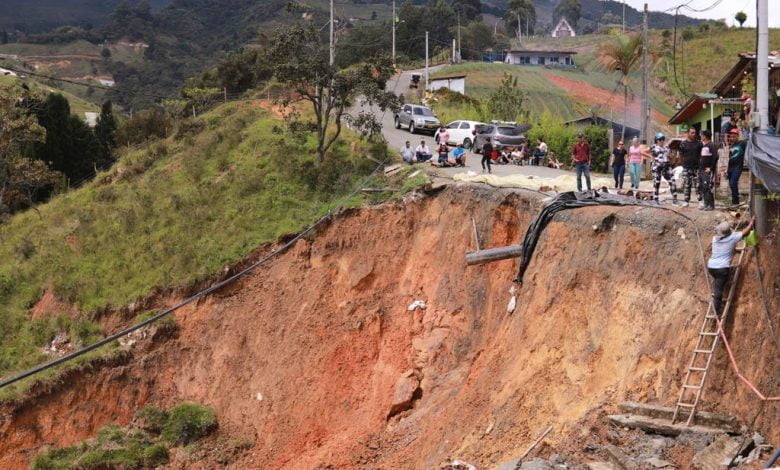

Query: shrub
left=115, top=109, right=173, bottom=147
left=135, top=405, right=170, bottom=434
left=161, top=403, right=218, bottom=445
left=526, top=111, right=576, bottom=166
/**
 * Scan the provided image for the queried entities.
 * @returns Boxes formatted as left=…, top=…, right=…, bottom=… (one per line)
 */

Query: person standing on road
left=699, top=130, right=718, bottom=210
left=650, top=133, right=677, bottom=204
left=481, top=137, right=493, bottom=174
left=610, top=140, right=627, bottom=189
left=627, top=137, right=643, bottom=189
left=400, top=141, right=415, bottom=164
left=571, top=133, right=591, bottom=192
left=437, top=126, right=450, bottom=147
left=678, top=127, right=703, bottom=208
left=725, top=127, right=746, bottom=206
left=707, top=217, right=754, bottom=314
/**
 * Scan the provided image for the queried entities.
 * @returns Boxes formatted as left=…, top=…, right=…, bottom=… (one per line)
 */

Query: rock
left=520, top=458, right=556, bottom=470
left=644, top=457, right=675, bottom=468
left=449, top=460, right=477, bottom=470
left=387, top=374, right=421, bottom=418
left=585, top=463, right=612, bottom=470
left=692, top=434, right=749, bottom=469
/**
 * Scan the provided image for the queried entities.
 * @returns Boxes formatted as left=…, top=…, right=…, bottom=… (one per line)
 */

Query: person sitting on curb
left=415, top=140, right=432, bottom=162
left=400, top=141, right=415, bottom=164
left=452, top=144, right=466, bottom=167
left=707, top=216, right=755, bottom=314
left=437, top=143, right=449, bottom=165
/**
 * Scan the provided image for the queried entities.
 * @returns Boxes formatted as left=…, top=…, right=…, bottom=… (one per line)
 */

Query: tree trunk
left=622, top=83, right=628, bottom=142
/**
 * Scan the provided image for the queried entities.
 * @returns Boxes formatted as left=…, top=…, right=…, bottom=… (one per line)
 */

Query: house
left=565, top=116, right=640, bottom=140
left=97, top=78, right=115, bottom=87
left=551, top=18, right=575, bottom=38
left=428, top=75, right=466, bottom=95
left=84, top=112, right=99, bottom=128
left=668, top=53, right=780, bottom=140
left=504, top=50, right=576, bottom=67
left=0, top=67, right=17, bottom=77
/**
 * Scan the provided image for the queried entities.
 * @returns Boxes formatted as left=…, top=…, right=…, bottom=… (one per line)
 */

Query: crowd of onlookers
left=400, top=124, right=749, bottom=208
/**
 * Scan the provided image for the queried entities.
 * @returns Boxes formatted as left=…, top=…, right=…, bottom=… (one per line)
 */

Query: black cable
left=0, top=55, right=404, bottom=391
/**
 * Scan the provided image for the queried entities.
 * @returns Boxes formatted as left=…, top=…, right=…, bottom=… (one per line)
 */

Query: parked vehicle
left=473, top=123, right=526, bottom=153
left=394, top=104, right=441, bottom=135
left=434, top=120, right=486, bottom=149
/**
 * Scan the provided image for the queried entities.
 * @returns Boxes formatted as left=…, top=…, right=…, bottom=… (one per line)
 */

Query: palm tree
left=599, top=34, right=642, bottom=141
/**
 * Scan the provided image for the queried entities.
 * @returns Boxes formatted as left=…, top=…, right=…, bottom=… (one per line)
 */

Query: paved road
left=369, top=67, right=571, bottom=179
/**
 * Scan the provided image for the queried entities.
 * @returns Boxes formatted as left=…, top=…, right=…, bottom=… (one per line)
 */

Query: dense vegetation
left=0, top=99, right=386, bottom=398
left=32, top=402, right=218, bottom=469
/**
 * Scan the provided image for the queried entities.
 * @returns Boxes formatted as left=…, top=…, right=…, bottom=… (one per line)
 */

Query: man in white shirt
left=415, top=140, right=432, bottom=162
left=707, top=217, right=754, bottom=313
left=400, top=141, right=415, bottom=164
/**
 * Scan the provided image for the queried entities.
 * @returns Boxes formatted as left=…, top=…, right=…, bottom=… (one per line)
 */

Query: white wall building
left=551, top=18, right=575, bottom=37
left=504, top=50, right=577, bottom=67
left=428, top=75, right=466, bottom=95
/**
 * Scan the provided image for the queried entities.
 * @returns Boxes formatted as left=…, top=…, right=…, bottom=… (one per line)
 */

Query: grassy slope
left=655, top=27, right=780, bottom=100
left=0, top=74, right=99, bottom=115
left=431, top=62, right=586, bottom=121
left=0, top=101, right=384, bottom=398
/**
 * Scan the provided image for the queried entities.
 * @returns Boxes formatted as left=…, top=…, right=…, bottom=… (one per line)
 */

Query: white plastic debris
left=407, top=300, right=427, bottom=311
left=507, top=285, right=517, bottom=314
left=450, top=460, right=477, bottom=470
left=255, top=392, right=263, bottom=401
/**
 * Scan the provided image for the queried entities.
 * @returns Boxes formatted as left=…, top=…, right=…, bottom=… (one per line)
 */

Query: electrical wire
left=0, top=53, right=405, bottom=391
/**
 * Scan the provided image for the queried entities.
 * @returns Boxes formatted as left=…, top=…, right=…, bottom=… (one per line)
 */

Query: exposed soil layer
left=542, top=71, right=670, bottom=126
left=1, top=186, right=778, bottom=469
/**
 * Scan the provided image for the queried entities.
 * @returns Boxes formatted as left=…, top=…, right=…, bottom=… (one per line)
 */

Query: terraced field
left=432, top=63, right=586, bottom=121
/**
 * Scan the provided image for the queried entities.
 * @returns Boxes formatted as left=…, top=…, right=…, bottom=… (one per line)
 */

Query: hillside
left=0, top=0, right=170, bottom=33
left=0, top=100, right=388, bottom=399
left=1, top=185, right=777, bottom=468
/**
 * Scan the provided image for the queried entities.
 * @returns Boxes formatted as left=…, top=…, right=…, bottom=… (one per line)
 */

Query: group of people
left=609, top=127, right=746, bottom=209
left=400, top=140, right=466, bottom=167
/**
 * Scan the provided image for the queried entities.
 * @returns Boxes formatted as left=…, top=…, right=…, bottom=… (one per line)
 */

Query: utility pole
left=457, top=13, right=461, bottom=63
left=425, top=31, right=429, bottom=92
left=329, top=0, right=335, bottom=66
left=622, top=0, right=625, bottom=33
left=452, top=38, right=456, bottom=63
left=754, top=0, right=769, bottom=235
left=517, top=13, right=522, bottom=41
left=392, top=0, right=396, bottom=67
left=640, top=3, right=649, bottom=144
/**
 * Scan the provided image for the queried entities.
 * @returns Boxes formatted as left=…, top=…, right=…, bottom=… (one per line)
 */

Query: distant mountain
left=482, top=0, right=702, bottom=31
left=0, top=0, right=171, bottom=34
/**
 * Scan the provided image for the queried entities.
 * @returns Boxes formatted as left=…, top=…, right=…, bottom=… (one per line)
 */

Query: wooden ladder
left=671, top=244, right=747, bottom=426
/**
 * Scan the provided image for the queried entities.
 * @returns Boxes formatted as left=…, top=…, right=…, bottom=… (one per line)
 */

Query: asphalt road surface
left=373, top=67, right=573, bottom=179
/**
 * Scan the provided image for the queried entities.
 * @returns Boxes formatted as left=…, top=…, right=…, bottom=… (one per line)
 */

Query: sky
left=623, top=0, right=780, bottom=28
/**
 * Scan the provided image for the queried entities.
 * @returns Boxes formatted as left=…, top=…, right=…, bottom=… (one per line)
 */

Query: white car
left=434, top=120, right=485, bottom=149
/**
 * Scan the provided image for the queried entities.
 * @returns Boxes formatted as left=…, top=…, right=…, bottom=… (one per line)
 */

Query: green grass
left=31, top=403, right=217, bottom=470
left=0, top=40, right=101, bottom=57
left=0, top=102, right=385, bottom=398
left=0, top=72, right=100, bottom=116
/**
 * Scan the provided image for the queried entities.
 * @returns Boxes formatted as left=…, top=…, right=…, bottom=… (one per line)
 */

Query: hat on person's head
left=577, top=133, right=584, bottom=138
left=716, top=221, right=732, bottom=237
left=702, top=129, right=712, bottom=138
left=729, top=127, right=741, bottom=135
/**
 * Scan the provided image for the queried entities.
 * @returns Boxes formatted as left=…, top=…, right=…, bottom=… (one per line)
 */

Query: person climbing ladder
left=707, top=216, right=755, bottom=314
left=650, top=133, right=677, bottom=204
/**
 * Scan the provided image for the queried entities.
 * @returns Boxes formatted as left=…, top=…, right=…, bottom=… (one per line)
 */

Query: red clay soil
left=542, top=71, right=670, bottom=126
left=1, top=186, right=778, bottom=469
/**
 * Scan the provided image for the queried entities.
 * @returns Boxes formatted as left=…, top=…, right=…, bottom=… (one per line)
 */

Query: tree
left=451, top=0, right=482, bottom=20
left=0, top=87, right=64, bottom=212
left=599, top=34, right=642, bottom=141
left=95, top=100, right=118, bottom=161
left=457, top=21, right=496, bottom=60
left=505, top=0, right=536, bottom=38
left=32, top=93, right=103, bottom=183
left=101, top=47, right=111, bottom=59
left=487, top=73, right=527, bottom=122
left=735, top=11, right=747, bottom=28
left=554, top=0, right=581, bottom=28
left=267, top=24, right=400, bottom=165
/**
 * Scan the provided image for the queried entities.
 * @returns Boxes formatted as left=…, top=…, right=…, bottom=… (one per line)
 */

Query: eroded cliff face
left=1, top=186, right=777, bottom=469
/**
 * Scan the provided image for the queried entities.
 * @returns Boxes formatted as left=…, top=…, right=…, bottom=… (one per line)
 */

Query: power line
left=0, top=55, right=405, bottom=392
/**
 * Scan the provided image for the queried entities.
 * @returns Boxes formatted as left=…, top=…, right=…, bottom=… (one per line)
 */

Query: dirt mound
left=1, top=186, right=777, bottom=468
